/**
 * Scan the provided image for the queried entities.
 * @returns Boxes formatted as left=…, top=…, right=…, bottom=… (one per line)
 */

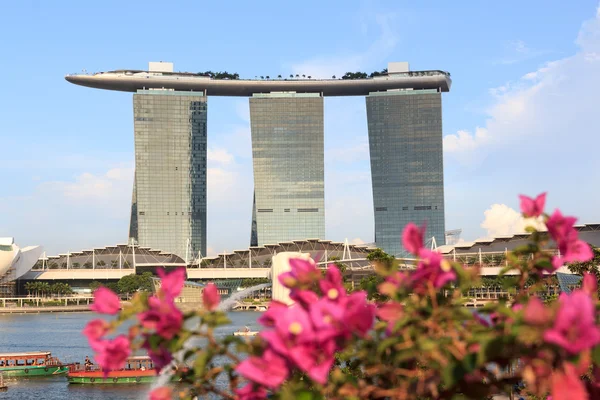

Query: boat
left=67, top=356, right=156, bottom=384
left=0, top=351, right=68, bottom=377
left=233, top=327, right=259, bottom=336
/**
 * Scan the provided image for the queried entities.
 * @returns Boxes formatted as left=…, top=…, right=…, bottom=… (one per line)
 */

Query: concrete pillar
left=271, top=251, right=312, bottom=306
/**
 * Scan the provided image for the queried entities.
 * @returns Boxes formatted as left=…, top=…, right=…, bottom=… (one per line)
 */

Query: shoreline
left=0, top=305, right=92, bottom=314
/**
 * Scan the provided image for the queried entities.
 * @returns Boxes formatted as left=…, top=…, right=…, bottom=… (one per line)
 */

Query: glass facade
left=249, top=93, right=325, bottom=245
left=131, top=90, right=207, bottom=259
left=366, top=90, right=445, bottom=256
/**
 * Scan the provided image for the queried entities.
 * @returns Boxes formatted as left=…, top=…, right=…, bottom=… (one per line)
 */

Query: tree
left=277, top=74, right=282, bottom=79
left=83, top=262, right=92, bottom=269
left=332, top=75, right=336, bottom=79
left=139, top=272, right=155, bottom=292
left=265, top=75, right=270, bottom=79
left=260, top=76, right=264, bottom=79
left=289, top=74, right=294, bottom=78
left=123, top=261, right=131, bottom=268
left=568, top=245, right=600, bottom=291
left=25, top=281, right=35, bottom=296
left=295, top=74, right=299, bottom=78
left=97, top=260, right=106, bottom=267
left=118, top=274, right=142, bottom=296
left=307, top=76, right=312, bottom=79
left=302, top=74, right=306, bottom=78
left=111, top=260, right=118, bottom=268
left=72, top=262, right=80, bottom=269
left=89, top=281, right=103, bottom=292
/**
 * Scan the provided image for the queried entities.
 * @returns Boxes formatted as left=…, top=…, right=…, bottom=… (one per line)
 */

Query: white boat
left=233, top=327, right=258, bottom=336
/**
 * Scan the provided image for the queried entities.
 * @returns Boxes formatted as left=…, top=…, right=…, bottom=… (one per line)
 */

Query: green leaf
left=193, top=350, right=212, bottom=379
left=295, top=390, right=324, bottom=400
left=592, top=345, right=600, bottom=365
left=441, top=361, right=466, bottom=387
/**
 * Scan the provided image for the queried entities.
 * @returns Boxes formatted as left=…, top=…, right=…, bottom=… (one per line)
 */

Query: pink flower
left=410, top=249, right=456, bottom=290
left=262, top=304, right=315, bottom=353
left=551, top=363, right=588, bottom=400
left=543, top=290, right=600, bottom=354
left=149, top=386, right=173, bottom=400
left=82, top=319, right=110, bottom=344
left=583, top=273, right=597, bottom=296
left=344, top=291, right=376, bottom=337
left=235, top=383, right=268, bottom=400
left=279, top=257, right=320, bottom=288
left=236, top=349, right=289, bottom=388
left=377, top=301, right=403, bottom=333
left=289, top=289, right=319, bottom=307
left=546, top=210, right=593, bottom=269
left=319, top=265, right=346, bottom=301
left=93, top=335, right=131, bottom=377
left=202, top=283, right=220, bottom=311
left=142, top=340, right=173, bottom=371
left=138, top=296, right=183, bottom=340
left=309, top=298, right=347, bottom=341
left=402, top=222, right=425, bottom=255
left=378, top=271, right=409, bottom=296
left=157, top=267, right=185, bottom=299
left=524, top=297, right=551, bottom=325
left=89, top=287, right=120, bottom=315
left=519, top=193, right=546, bottom=218
left=258, top=301, right=288, bottom=327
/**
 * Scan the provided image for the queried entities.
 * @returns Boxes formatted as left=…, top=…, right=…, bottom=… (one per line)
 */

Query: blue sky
left=1, top=0, right=599, bottom=256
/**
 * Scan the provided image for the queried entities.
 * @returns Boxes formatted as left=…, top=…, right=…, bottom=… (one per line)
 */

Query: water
left=0, top=311, right=261, bottom=399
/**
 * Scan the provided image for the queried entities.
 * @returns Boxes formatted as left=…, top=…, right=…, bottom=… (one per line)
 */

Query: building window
left=257, top=209, right=274, bottom=213
left=297, top=208, right=318, bottom=212
left=375, top=207, right=387, bottom=211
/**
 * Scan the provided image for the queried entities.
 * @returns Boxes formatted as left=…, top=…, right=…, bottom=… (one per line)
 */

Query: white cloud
left=444, top=7, right=600, bottom=166
left=350, top=238, right=366, bottom=245
left=480, top=204, right=544, bottom=238
left=289, top=13, right=399, bottom=78
left=39, top=166, right=134, bottom=205
left=207, top=148, right=234, bottom=165
left=496, top=39, right=550, bottom=65
left=328, top=139, right=370, bottom=163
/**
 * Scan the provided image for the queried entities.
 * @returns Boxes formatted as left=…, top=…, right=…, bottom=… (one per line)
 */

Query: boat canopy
left=0, top=351, right=51, bottom=357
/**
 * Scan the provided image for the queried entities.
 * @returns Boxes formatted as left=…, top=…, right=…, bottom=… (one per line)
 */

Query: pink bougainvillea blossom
left=546, top=209, right=593, bottom=269
left=93, top=335, right=131, bottom=377
left=149, top=386, right=173, bottom=400
left=410, top=249, right=456, bottom=290
left=82, top=319, right=110, bottom=344
left=235, top=383, right=268, bottom=400
left=138, top=296, right=183, bottom=340
left=142, top=339, right=173, bottom=371
left=377, top=301, right=403, bottom=333
left=202, top=283, right=220, bottom=311
left=289, top=289, right=319, bottom=308
left=543, top=290, right=600, bottom=354
left=319, top=265, right=346, bottom=302
left=519, top=193, right=546, bottom=218
left=551, top=363, right=588, bottom=400
left=278, top=257, right=321, bottom=288
left=524, top=297, right=551, bottom=326
left=89, top=287, right=121, bottom=315
left=583, top=272, right=598, bottom=296
left=402, top=222, right=425, bottom=255
left=258, top=300, right=289, bottom=327
left=157, top=267, right=185, bottom=299
left=343, top=291, right=376, bottom=337
left=236, top=349, right=289, bottom=388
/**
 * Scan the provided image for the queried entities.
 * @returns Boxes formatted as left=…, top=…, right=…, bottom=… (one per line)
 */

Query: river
left=0, top=311, right=261, bottom=399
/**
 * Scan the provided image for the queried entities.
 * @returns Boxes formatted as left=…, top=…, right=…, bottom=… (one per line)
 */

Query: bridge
left=21, top=266, right=271, bottom=281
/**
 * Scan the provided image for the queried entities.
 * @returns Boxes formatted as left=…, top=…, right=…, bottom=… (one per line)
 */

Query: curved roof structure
left=0, top=238, right=44, bottom=282
left=65, top=69, right=452, bottom=96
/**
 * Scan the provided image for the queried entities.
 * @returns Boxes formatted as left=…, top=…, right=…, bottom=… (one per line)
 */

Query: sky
left=1, top=1, right=599, bottom=256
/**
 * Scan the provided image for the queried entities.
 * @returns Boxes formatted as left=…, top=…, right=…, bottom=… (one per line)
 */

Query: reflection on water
left=0, top=311, right=261, bottom=399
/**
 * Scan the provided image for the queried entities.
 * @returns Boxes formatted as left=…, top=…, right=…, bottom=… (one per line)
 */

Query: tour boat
left=233, top=327, right=259, bottom=336
left=0, top=351, right=69, bottom=377
left=67, top=356, right=156, bottom=384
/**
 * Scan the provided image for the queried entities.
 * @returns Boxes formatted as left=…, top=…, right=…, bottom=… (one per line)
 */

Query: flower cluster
left=519, top=192, right=592, bottom=270
left=235, top=258, right=376, bottom=398
left=83, top=192, right=600, bottom=400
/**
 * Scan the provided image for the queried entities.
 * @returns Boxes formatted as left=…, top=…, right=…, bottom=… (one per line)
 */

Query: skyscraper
left=367, top=89, right=445, bottom=256
left=249, top=93, right=325, bottom=245
left=131, top=90, right=208, bottom=259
